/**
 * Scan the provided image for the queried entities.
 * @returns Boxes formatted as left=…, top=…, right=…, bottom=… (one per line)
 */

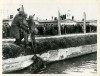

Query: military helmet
left=29, top=15, right=33, bottom=19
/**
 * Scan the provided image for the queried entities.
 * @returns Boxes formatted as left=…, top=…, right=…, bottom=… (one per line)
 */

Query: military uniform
left=27, top=15, right=36, bottom=52
left=10, top=13, right=29, bottom=46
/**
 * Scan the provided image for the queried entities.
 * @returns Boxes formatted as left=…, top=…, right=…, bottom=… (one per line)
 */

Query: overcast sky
left=2, top=0, right=98, bottom=20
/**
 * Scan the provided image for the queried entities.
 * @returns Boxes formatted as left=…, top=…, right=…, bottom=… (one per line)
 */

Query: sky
left=1, top=0, right=98, bottom=20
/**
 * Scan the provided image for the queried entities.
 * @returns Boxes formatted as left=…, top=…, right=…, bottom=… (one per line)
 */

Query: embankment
left=3, top=33, right=97, bottom=59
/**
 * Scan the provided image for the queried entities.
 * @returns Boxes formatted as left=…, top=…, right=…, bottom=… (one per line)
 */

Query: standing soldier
left=27, top=15, right=37, bottom=53
left=10, top=5, right=29, bottom=47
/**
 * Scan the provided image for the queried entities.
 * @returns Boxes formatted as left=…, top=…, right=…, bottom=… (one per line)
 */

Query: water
left=6, top=53, right=97, bottom=75
left=39, top=53, right=97, bottom=75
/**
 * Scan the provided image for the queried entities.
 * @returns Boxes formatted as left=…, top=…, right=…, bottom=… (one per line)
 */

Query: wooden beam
left=83, top=12, right=86, bottom=33
left=58, top=10, right=61, bottom=35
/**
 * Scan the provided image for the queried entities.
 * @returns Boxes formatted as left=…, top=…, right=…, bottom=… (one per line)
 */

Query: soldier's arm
left=19, top=17, right=29, bottom=31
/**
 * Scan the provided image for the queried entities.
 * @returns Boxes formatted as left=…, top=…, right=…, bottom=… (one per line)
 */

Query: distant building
left=87, top=20, right=97, bottom=26
left=77, top=20, right=97, bottom=26
left=3, top=19, right=13, bottom=26
left=60, top=19, right=77, bottom=25
left=36, top=19, right=77, bottom=27
left=2, top=18, right=97, bottom=27
left=37, top=20, right=58, bottom=26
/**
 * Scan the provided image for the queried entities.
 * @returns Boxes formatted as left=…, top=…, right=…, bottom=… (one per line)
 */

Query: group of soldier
left=10, top=7, right=36, bottom=50
left=36, top=24, right=83, bottom=36
left=37, top=24, right=83, bottom=35
left=36, top=24, right=97, bottom=36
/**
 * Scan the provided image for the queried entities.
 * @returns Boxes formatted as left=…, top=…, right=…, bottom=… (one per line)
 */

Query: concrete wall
left=39, top=44, right=97, bottom=62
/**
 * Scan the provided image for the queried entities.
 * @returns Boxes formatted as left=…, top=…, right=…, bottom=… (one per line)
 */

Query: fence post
left=58, top=10, right=61, bottom=35
left=83, top=12, right=86, bottom=33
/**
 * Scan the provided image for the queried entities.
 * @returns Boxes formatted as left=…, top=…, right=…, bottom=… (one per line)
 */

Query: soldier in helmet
left=10, top=7, right=29, bottom=47
left=27, top=15, right=36, bottom=52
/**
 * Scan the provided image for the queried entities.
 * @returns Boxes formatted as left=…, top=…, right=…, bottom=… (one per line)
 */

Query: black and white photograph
left=1, top=0, right=98, bottom=75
